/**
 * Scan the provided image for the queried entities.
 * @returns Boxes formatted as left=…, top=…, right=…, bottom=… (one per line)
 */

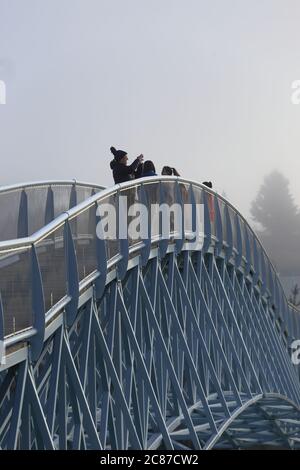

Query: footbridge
left=0, top=176, right=300, bottom=450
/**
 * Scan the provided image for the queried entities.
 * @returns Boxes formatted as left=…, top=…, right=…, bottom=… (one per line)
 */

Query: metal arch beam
left=257, top=402, right=293, bottom=449
left=205, top=393, right=300, bottom=450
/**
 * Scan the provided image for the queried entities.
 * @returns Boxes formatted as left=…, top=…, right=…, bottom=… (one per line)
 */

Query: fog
left=1, top=0, right=300, bottom=219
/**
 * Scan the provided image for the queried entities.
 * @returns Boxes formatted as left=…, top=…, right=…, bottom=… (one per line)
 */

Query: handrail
left=0, top=179, right=106, bottom=242
left=0, top=175, right=298, bottom=347
left=0, top=176, right=251, bottom=246
left=0, top=179, right=104, bottom=194
left=0, top=175, right=279, bottom=266
left=0, top=175, right=284, bottom=285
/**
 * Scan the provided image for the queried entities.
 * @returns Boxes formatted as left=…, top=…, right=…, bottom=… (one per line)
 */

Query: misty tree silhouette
left=289, top=284, right=300, bottom=308
left=251, top=171, right=300, bottom=276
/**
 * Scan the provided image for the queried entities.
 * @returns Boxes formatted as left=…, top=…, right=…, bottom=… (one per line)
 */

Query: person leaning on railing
left=110, top=146, right=144, bottom=184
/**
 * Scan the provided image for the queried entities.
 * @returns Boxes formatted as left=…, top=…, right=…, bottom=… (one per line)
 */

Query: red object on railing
left=207, top=194, right=215, bottom=222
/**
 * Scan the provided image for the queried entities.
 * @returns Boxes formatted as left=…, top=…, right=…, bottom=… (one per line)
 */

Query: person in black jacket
left=110, top=146, right=143, bottom=184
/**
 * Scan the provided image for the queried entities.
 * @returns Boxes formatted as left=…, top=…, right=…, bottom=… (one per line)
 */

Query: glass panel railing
left=52, top=186, right=73, bottom=218
left=263, top=250, right=271, bottom=294
left=0, top=182, right=104, bottom=242
left=217, top=198, right=227, bottom=246
left=193, top=184, right=212, bottom=249
left=0, top=247, right=32, bottom=336
left=268, top=264, right=276, bottom=303
left=243, top=224, right=252, bottom=268
left=228, top=206, right=237, bottom=250
left=96, top=194, right=119, bottom=263
left=0, top=191, right=21, bottom=241
left=143, top=182, right=160, bottom=244
left=70, top=205, right=98, bottom=282
left=119, top=185, right=142, bottom=249
left=191, top=184, right=203, bottom=207
left=260, top=247, right=267, bottom=288
left=160, top=181, right=177, bottom=238
left=0, top=178, right=296, bottom=343
left=35, top=225, right=67, bottom=311
left=178, top=182, right=192, bottom=241
left=238, top=215, right=247, bottom=260
left=247, top=229, right=256, bottom=272
left=26, top=186, right=49, bottom=236
left=76, top=186, right=94, bottom=204
left=207, top=192, right=216, bottom=240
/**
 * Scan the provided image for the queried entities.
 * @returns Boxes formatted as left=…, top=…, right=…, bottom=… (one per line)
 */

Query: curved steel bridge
left=0, top=176, right=300, bottom=450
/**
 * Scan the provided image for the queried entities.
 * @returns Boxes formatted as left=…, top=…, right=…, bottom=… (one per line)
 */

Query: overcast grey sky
left=1, top=0, right=300, bottom=218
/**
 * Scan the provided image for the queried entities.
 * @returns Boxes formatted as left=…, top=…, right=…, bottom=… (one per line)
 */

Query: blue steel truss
left=0, top=176, right=300, bottom=450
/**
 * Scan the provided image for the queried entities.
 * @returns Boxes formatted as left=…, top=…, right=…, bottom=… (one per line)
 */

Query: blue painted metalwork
left=0, top=176, right=300, bottom=449
left=17, top=189, right=28, bottom=238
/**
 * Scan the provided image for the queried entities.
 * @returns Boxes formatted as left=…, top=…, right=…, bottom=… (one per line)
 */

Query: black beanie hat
left=110, top=146, right=127, bottom=162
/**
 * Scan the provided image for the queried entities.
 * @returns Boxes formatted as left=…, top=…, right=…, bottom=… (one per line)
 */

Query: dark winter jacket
left=142, top=170, right=157, bottom=178
left=110, top=158, right=142, bottom=184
